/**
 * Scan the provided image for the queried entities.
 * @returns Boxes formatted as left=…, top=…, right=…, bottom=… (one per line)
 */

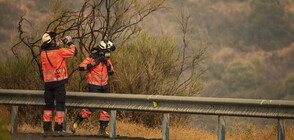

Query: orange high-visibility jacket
left=79, top=54, right=114, bottom=86
left=41, top=44, right=77, bottom=85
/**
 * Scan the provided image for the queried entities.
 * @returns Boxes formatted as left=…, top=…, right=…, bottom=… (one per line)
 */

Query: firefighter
left=70, top=39, right=115, bottom=135
left=41, top=31, right=78, bottom=136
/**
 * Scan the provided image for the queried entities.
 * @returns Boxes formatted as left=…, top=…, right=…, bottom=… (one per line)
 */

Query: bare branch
left=11, top=0, right=166, bottom=84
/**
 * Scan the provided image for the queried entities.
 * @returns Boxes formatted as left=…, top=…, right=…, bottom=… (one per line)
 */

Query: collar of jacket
left=89, top=52, right=104, bottom=59
left=41, top=43, right=60, bottom=50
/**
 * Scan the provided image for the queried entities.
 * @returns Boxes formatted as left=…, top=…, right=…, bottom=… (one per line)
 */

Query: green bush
left=0, top=54, right=43, bottom=90
left=258, top=83, right=283, bottom=99
left=222, top=60, right=257, bottom=92
left=248, top=0, right=294, bottom=51
left=282, top=72, right=294, bottom=98
left=109, top=32, right=203, bottom=127
left=0, top=118, right=11, bottom=140
left=110, top=32, right=178, bottom=95
left=202, top=80, right=229, bottom=97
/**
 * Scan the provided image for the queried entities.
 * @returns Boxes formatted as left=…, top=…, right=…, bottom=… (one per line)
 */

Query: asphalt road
left=12, top=133, right=161, bottom=140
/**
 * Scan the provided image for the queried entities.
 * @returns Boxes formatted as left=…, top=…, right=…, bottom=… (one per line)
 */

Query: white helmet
left=42, top=31, right=57, bottom=43
left=95, top=39, right=115, bottom=51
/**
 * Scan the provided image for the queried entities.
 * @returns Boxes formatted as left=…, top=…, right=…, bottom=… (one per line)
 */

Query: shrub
left=0, top=54, right=43, bottom=90
left=111, top=32, right=179, bottom=95
left=0, top=118, right=11, bottom=140
left=222, top=60, right=257, bottom=92
left=282, top=72, right=294, bottom=99
left=248, top=0, right=294, bottom=51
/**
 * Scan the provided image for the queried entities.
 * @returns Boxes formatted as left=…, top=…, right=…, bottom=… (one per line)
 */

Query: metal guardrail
left=0, top=89, right=294, bottom=140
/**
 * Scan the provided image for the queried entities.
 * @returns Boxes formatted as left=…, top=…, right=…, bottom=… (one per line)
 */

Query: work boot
left=99, top=128, right=109, bottom=135
left=52, top=130, right=70, bottom=137
left=70, top=114, right=84, bottom=133
left=70, top=122, right=78, bottom=134
left=43, top=122, right=52, bottom=137
left=43, top=130, right=53, bottom=137
left=53, top=122, right=70, bottom=137
left=99, top=121, right=109, bottom=136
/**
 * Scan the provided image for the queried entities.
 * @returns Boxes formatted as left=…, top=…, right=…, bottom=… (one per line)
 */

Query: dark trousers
left=73, top=84, right=110, bottom=132
left=88, top=84, right=110, bottom=93
left=43, top=84, right=66, bottom=131
left=44, top=84, right=66, bottom=111
left=87, top=84, right=110, bottom=113
left=77, top=85, right=110, bottom=121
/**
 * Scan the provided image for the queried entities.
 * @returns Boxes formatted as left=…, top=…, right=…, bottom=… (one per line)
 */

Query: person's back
left=41, top=41, right=76, bottom=88
left=41, top=31, right=77, bottom=137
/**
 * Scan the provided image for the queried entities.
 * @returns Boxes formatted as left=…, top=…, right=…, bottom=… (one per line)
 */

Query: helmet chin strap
left=51, top=38, right=60, bottom=47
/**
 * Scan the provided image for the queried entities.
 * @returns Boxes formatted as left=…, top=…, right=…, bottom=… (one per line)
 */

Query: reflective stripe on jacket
left=79, top=54, right=114, bottom=86
left=41, top=45, right=76, bottom=83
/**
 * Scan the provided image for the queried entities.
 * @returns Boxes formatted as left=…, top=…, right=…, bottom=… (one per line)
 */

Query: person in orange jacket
left=41, top=31, right=77, bottom=136
left=70, top=39, right=115, bottom=135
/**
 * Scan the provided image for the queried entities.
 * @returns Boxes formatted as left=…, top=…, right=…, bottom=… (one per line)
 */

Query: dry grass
left=0, top=106, right=10, bottom=124
left=13, top=119, right=294, bottom=140
left=169, top=126, right=216, bottom=140
left=116, top=120, right=161, bottom=139
left=226, top=125, right=294, bottom=140
left=3, top=106, right=294, bottom=140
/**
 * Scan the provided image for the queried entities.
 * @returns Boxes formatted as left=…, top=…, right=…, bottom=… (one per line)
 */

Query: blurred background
left=0, top=0, right=294, bottom=139
left=1, top=0, right=294, bottom=100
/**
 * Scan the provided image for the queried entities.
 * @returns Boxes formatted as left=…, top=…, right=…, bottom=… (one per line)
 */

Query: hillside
left=1, top=0, right=294, bottom=99
left=202, top=43, right=294, bottom=99
left=1, top=1, right=294, bottom=139
left=143, top=0, right=294, bottom=99
left=0, top=0, right=83, bottom=61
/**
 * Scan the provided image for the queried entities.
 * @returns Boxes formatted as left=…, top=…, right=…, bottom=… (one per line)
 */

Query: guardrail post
left=162, top=113, right=169, bottom=140
left=63, top=108, right=67, bottom=131
left=218, top=115, right=225, bottom=140
left=11, top=106, right=18, bottom=134
left=109, top=110, right=117, bottom=138
left=278, top=119, right=285, bottom=140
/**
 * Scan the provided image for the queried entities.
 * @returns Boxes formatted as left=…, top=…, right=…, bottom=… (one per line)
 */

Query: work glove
left=61, top=36, right=73, bottom=46
left=91, top=57, right=102, bottom=66
left=105, top=52, right=111, bottom=58
left=101, top=56, right=109, bottom=65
